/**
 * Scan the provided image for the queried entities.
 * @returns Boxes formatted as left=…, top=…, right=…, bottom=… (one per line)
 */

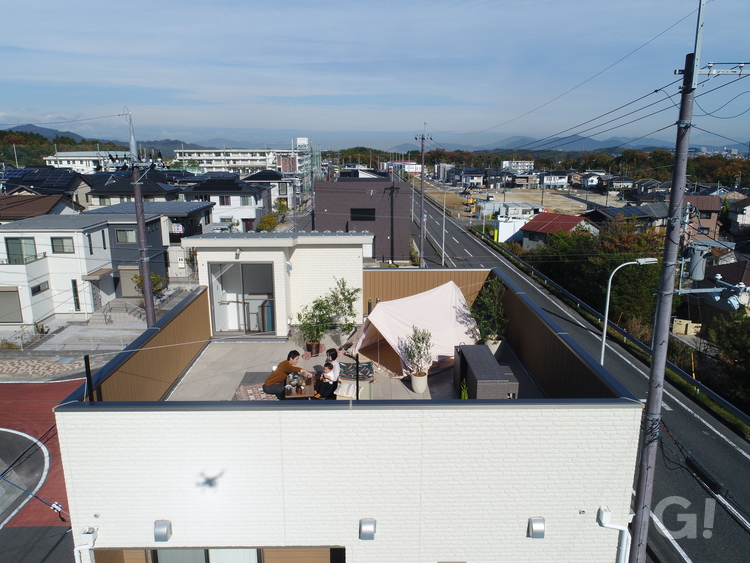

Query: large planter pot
left=306, top=341, right=324, bottom=357
left=486, top=339, right=504, bottom=359
left=411, top=372, right=428, bottom=394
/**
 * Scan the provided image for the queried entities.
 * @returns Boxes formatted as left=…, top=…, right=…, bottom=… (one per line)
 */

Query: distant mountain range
left=6, top=124, right=746, bottom=157
left=393, top=135, right=676, bottom=154
left=10, top=124, right=89, bottom=143
left=7, top=125, right=209, bottom=157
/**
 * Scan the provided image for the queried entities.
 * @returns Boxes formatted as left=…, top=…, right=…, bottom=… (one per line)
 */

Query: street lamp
left=599, top=258, right=659, bottom=365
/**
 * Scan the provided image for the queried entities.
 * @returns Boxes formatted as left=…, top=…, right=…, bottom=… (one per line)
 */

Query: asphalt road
left=414, top=194, right=750, bottom=563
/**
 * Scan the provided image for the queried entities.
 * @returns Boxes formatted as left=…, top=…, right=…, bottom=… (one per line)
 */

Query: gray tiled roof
left=0, top=213, right=159, bottom=231
left=83, top=201, right=215, bottom=217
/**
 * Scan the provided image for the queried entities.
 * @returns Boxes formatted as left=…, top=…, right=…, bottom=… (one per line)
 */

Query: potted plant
left=326, top=278, right=361, bottom=344
left=297, top=295, right=332, bottom=356
left=398, top=325, right=433, bottom=394
left=470, top=277, right=508, bottom=357
left=296, top=279, right=362, bottom=354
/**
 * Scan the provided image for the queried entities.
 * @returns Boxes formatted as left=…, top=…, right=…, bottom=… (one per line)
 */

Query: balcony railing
left=0, top=252, right=47, bottom=265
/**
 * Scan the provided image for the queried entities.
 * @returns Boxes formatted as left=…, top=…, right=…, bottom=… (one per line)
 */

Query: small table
left=285, top=375, right=315, bottom=399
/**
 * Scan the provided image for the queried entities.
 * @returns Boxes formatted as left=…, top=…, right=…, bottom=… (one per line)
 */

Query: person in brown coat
left=263, top=350, right=312, bottom=400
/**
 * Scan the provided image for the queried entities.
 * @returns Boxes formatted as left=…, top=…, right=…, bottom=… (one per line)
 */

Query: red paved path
left=0, top=379, right=84, bottom=527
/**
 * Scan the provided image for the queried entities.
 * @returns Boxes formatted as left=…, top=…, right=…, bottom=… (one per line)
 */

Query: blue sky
left=2, top=0, right=749, bottom=150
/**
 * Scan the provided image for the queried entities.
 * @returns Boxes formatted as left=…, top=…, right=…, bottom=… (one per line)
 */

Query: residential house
left=87, top=168, right=182, bottom=209
left=582, top=203, right=669, bottom=232
left=580, top=173, right=604, bottom=190
left=0, top=213, right=166, bottom=328
left=566, top=170, right=582, bottom=186
left=501, top=160, right=534, bottom=174
left=520, top=212, right=599, bottom=249
left=243, top=169, right=296, bottom=213
left=607, top=176, right=637, bottom=191
left=633, top=179, right=662, bottom=200
left=0, top=194, right=83, bottom=225
left=728, top=197, right=750, bottom=235
left=484, top=168, right=513, bottom=190
left=84, top=201, right=215, bottom=281
left=389, top=160, right=422, bottom=174
left=495, top=201, right=544, bottom=219
left=684, top=195, right=723, bottom=244
left=53, top=266, right=642, bottom=563
left=179, top=177, right=267, bottom=233
left=512, top=173, right=539, bottom=189
left=539, top=171, right=568, bottom=190
left=1, top=166, right=93, bottom=209
left=447, top=168, right=484, bottom=189
left=314, top=179, right=410, bottom=262
left=434, top=162, right=454, bottom=181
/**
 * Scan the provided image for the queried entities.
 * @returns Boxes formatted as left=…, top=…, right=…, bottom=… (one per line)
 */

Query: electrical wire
left=431, top=7, right=701, bottom=137
left=0, top=113, right=128, bottom=127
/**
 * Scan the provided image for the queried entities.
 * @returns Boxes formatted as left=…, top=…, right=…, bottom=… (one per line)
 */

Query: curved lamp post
left=599, top=258, right=659, bottom=365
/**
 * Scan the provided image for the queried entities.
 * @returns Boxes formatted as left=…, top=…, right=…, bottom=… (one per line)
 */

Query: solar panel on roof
left=614, top=207, right=647, bottom=218
left=2, top=169, right=30, bottom=178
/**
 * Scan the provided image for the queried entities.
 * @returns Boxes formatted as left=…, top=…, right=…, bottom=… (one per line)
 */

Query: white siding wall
left=0, top=228, right=113, bottom=326
left=287, top=244, right=364, bottom=324
left=56, top=403, right=641, bottom=562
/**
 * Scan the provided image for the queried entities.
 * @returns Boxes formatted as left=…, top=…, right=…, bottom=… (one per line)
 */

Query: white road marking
left=464, top=249, right=473, bottom=257
left=452, top=236, right=459, bottom=244
left=640, top=398, right=672, bottom=411
left=651, top=509, right=693, bottom=563
left=0, top=429, right=51, bottom=529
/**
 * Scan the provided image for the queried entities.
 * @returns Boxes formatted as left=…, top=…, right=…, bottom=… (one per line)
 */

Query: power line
left=0, top=113, right=127, bottom=128
left=430, top=7, right=701, bottom=137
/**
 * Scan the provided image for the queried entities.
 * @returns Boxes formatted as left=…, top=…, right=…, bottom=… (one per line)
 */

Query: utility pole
left=385, top=177, right=400, bottom=264
left=128, top=112, right=157, bottom=327
left=629, top=2, right=750, bottom=560
left=416, top=126, right=431, bottom=268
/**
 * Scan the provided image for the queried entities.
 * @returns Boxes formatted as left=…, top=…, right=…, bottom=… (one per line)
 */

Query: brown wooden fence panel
left=98, top=288, right=211, bottom=402
left=362, top=269, right=489, bottom=313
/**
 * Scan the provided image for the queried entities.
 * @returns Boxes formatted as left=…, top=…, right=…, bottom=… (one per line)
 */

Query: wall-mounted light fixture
left=527, top=517, right=545, bottom=539
left=359, top=518, right=376, bottom=540
left=154, top=520, right=172, bottom=542
left=235, top=248, right=241, bottom=260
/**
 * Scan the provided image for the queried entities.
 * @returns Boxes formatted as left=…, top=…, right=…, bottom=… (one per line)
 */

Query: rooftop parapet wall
left=55, top=401, right=641, bottom=562
left=62, top=287, right=211, bottom=404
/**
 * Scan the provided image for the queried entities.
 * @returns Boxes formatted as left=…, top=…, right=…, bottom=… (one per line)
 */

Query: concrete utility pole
left=416, top=126, right=431, bottom=268
left=385, top=177, right=400, bottom=264
left=128, top=112, right=157, bottom=327
left=629, top=1, right=748, bottom=560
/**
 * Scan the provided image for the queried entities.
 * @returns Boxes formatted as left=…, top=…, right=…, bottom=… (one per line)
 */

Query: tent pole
left=356, top=354, right=360, bottom=403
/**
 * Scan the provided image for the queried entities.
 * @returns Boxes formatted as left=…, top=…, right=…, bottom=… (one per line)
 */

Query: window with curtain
left=5, top=237, right=37, bottom=264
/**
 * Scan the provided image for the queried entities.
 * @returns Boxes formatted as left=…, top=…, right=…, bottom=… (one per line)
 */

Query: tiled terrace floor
left=167, top=335, right=542, bottom=402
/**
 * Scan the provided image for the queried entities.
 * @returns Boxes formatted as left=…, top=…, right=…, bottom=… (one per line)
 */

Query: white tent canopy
left=351, top=281, right=478, bottom=375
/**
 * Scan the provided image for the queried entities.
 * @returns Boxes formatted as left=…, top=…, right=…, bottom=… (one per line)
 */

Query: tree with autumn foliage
left=708, top=310, right=750, bottom=411
left=525, top=217, right=663, bottom=326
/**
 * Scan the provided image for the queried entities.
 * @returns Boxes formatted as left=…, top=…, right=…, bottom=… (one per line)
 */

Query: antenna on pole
left=125, top=109, right=157, bottom=327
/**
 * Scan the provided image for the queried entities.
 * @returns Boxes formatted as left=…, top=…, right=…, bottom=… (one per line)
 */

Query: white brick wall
left=56, top=402, right=641, bottom=562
